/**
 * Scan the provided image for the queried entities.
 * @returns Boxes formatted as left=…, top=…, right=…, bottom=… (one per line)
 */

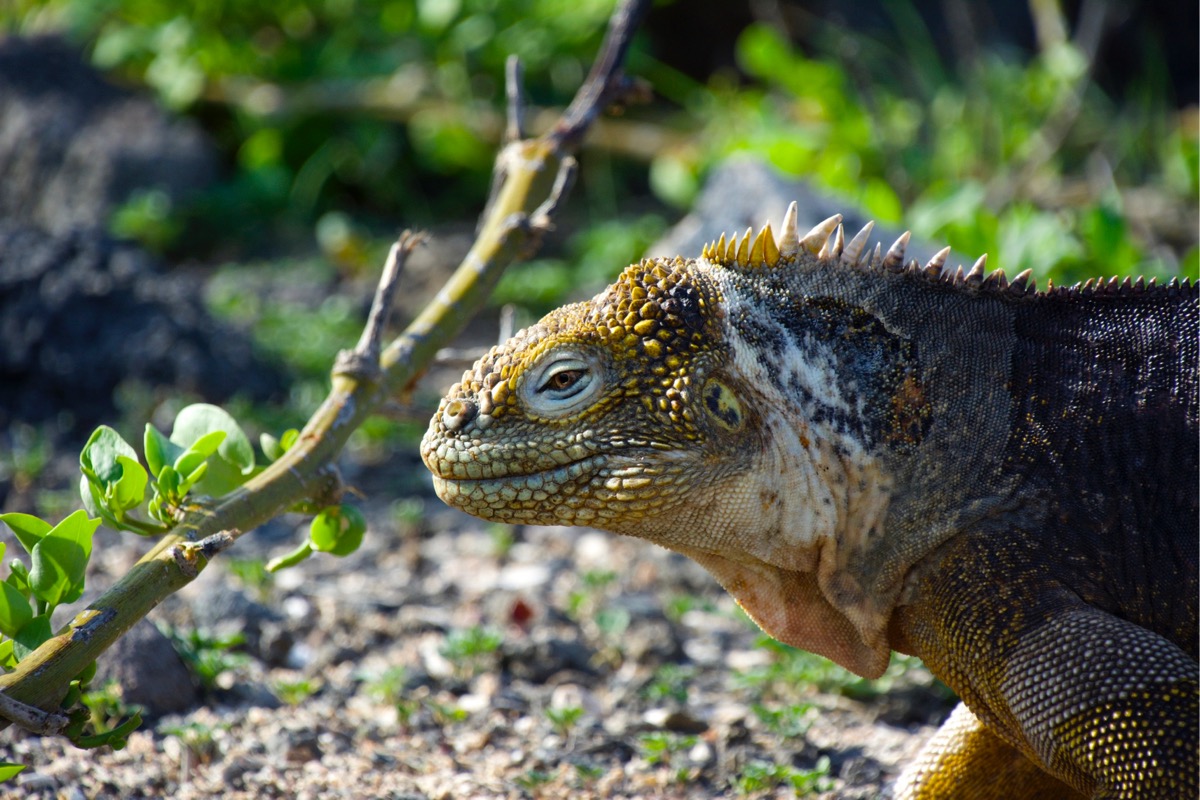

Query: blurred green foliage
left=699, top=21, right=1197, bottom=284
left=4, top=0, right=1195, bottom=403
left=5, top=0, right=626, bottom=238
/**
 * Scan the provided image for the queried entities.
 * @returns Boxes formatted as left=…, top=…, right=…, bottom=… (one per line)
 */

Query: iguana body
left=421, top=204, right=1198, bottom=798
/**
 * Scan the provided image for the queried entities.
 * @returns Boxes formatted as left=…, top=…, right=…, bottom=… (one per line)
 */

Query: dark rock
left=501, top=632, right=596, bottom=684
left=0, top=35, right=217, bottom=235
left=220, top=754, right=265, bottom=788
left=648, top=156, right=959, bottom=268
left=273, top=727, right=323, bottom=764
left=0, top=222, right=284, bottom=435
left=188, top=586, right=287, bottom=665
left=92, top=618, right=198, bottom=719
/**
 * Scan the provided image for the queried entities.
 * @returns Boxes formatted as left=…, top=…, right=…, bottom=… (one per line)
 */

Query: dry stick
left=505, top=56, right=527, bottom=143
left=337, top=231, right=426, bottom=378
left=0, top=0, right=652, bottom=732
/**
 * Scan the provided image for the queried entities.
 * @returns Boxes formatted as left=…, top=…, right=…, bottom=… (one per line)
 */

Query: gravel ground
left=0, top=448, right=954, bottom=799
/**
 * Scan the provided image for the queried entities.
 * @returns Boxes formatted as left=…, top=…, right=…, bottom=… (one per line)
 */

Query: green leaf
left=157, top=465, right=180, bottom=496
left=280, top=429, right=300, bottom=451
left=80, top=426, right=139, bottom=485
left=80, top=474, right=105, bottom=520
left=0, top=513, right=51, bottom=555
left=28, top=511, right=101, bottom=608
left=0, top=580, right=33, bottom=639
left=308, top=505, right=366, bottom=556
left=176, top=461, right=208, bottom=496
left=7, top=560, right=30, bottom=595
left=144, top=423, right=183, bottom=479
left=113, top=456, right=148, bottom=511
left=172, top=429, right=226, bottom=478
left=79, top=426, right=148, bottom=523
left=260, top=433, right=282, bottom=462
left=13, top=614, right=52, bottom=661
left=170, top=404, right=255, bottom=496
left=0, top=762, right=26, bottom=782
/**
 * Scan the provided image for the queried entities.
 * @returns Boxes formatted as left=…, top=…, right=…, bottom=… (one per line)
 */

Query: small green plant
left=574, top=761, right=605, bottom=784
left=643, top=663, right=694, bottom=705
left=732, top=756, right=832, bottom=795
left=426, top=697, right=469, bottom=726
left=751, top=702, right=815, bottom=738
left=80, top=680, right=144, bottom=737
left=545, top=704, right=584, bottom=738
left=488, top=524, right=516, bottom=559
left=160, top=720, right=226, bottom=764
left=109, top=188, right=183, bottom=253
left=273, top=678, right=318, bottom=706
left=362, top=666, right=419, bottom=726
left=0, top=424, right=51, bottom=490
left=439, top=625, right=503, bottom=680
left=164, top=626, right=250, bottom=691
left=733, top=632, right=859, bottom=702
left=514, top=768, right=553, bottom=793
left=662, top=593, right=714, bottom=623
left=227, top=558, right=274, bottom=601
left=638, top=731, right=697, bottom=769
left=363, top=665, right=408, bottom=705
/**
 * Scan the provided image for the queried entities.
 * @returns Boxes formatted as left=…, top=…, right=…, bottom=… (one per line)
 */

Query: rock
left=92, top=619, right=198, bottom=719
left=642, top=707, right=709, bottom=734
left=189, top=586, right=288, bottom=665
left=0, top=222, right=284, bottom=436
left=501, top=631, right=596, bottom=684
left=0, top=35, right=216, bottom=235
left=648, top=156, right=959, bottom=267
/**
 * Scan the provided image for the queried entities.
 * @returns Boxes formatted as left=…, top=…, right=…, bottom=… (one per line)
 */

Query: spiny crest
left=698, top=201, right=1195, bottom=301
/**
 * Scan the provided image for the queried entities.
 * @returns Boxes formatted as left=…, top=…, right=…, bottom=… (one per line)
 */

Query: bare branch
left=505, top=56, right=527, bottom=142
left=0, top=691, right=69, bottom=734
left=337, top=231, right=426, bottom=379
left=550, top=0, right=652, bottom=152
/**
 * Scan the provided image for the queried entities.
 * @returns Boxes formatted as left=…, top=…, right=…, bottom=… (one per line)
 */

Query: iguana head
left=422, top=204, right=927, bottom=678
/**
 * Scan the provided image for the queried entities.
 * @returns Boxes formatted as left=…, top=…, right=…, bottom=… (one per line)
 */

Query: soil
left=0, top=443, right=954, bottom=799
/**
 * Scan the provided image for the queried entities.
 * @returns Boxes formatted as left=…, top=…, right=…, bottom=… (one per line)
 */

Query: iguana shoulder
left=422, top=202, right=1198, bottom=798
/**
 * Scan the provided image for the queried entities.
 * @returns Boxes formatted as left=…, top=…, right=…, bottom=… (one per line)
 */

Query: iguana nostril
left=442, top=398, right=478, bottom=431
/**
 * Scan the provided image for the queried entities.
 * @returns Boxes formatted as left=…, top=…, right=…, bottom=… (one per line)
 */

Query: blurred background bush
left=5, top=0, right=1195, bottom=276
left=1, top=0, right=1196, bottom=460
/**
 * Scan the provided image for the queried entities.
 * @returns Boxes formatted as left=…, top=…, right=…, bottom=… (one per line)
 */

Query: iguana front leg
left=896, top=537, right=1199, bottom=799
left=894, top=702, right=1082, bottom=799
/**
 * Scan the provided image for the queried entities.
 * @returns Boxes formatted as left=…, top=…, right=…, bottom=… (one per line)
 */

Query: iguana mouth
left=427, top=455, right=608, bottom=522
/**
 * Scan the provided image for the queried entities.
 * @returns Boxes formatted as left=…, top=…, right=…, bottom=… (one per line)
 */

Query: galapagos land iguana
left=421, top=202, right=1199, bottom=798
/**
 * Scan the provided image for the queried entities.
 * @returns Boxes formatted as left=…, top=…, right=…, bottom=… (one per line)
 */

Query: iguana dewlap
left=421, top=203, right=1198, bottom=798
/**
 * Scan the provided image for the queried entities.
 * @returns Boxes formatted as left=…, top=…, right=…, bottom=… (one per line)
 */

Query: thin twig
left=530, top=156, right=578, bottom=231
left=550, top=0, right=652, bottom=151
left=0, top=691, right=68, bottom=734
left=505, top=56, right=527, bottom=142
left=337, top=231, right=426, bottom=378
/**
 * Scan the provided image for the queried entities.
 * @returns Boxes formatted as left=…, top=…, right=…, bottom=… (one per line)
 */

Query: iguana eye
left=522, top=351, right=604, bottom=416
left=541, top=367, right=586, bottom=395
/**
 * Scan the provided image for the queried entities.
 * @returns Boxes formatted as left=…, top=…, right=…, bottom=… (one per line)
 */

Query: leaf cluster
left=0, top=403, right=369, bottom=754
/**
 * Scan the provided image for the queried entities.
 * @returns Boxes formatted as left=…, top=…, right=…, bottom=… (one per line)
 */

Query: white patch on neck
left=712, top=276, right=893, bottom=574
